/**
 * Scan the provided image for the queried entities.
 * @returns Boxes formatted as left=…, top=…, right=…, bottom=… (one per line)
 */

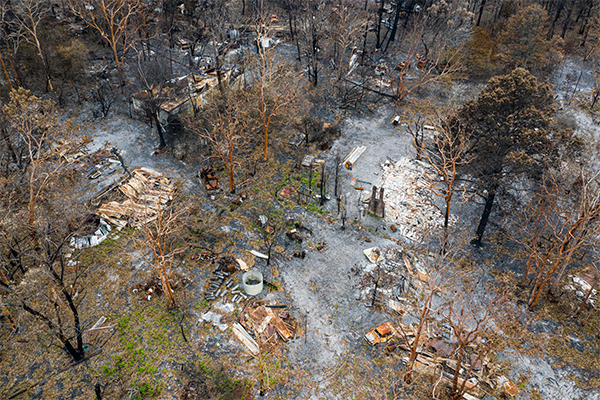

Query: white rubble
left=378, top=157, right=458, bottom=243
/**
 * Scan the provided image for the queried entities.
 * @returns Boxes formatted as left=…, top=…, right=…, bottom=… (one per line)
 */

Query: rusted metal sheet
left=365, top=322, right=396, bottom=345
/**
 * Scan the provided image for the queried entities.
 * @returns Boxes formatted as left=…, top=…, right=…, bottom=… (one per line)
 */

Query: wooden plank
left=232, top=322, right=260, bottom=355
left=343, top=146, right=366, bottom=170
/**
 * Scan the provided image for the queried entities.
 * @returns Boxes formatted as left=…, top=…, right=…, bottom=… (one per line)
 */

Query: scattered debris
left=279, top=186, right=293, bottom=198
left=387, top=299, right=405, bottom=315
left=365, top=322, right=397, bottom=345
left=199, top=166, right=220, bottom=191
left=250, top=250, right=269, bottom=259
left=286, top=229, right=303, bottom=243
left=70, top=216, right=111, bottom=249
left=343, top=146, right=367, bottom=170
left=301, top=155, right=315, bottom=168
left=131, top=273, right=187, bottom=301
left=497, top=375, right=519, bottom=397
left=565, top=267, right=599, bottom=307
left=236, top=258, right=249, bottom=271
left=292, top=251, right=306, bottom=258
left=83, top=316, right=114, bottom=344
left=232, top=321, right=260, bottom=355
left=202, top=311, right=229, bottom=331
left=287, top=133, right=305, bottom=147
left=242, top=270, right=263, bottom=295
left=364, top=247, right=384, bottom=264
left=99, top=167, right=175, bottom=229
left=204, top=261, right=235, bottom=302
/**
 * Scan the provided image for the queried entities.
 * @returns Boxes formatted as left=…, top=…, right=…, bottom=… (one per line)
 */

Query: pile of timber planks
left=99, top=167, right=175, bottom=228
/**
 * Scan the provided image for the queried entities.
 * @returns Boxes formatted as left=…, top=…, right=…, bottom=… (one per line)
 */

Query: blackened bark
left=476, top=0, right=487, bottom=26
left=94, top=384, right=102, bottom=399
left=21, top=302, right=84, bottom=361
left=376, top=0, right=385, bottom=49
left=560, top=7, right=572, bottom=38
left=153, top=113, right=166, bottom=148
left=547, top=0, right=565, bottom=39
left=472, top=189, right=496, bottom=246
left=385, top=0, right=403, bottom=51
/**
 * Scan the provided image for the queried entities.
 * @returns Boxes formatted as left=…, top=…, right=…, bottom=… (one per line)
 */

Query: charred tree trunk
left=21, top=302, right=85, bottom=361
left=561, top=7, right=572, bottom=38
left=385, top=0, right=403, bottom=51
left=471, top=187, right=496, bottom=247
left=376, top=0, right=385, bottom=49
left=153, top=113, right=166, bottom=148
left=476, top=0, right=487, bottom=26
left=547, top=0, right=565, bottom=39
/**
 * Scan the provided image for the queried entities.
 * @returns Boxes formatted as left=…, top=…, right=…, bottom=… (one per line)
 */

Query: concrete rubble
left=377, top=157, right=458, bottom=243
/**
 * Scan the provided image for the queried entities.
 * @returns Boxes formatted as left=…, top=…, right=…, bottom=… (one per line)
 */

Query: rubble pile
left=199, top=166, right=220, bottom=191
left=99, top=167, right=175, bottom=228
left=359, top=247, right=519, bottom=398
left=241, top=303, right=296, bottom=344
left=565, top=266, right=599, bottom=308
left=130, top=273, right=190, bottom=301
left=378, top=157, right=458, bottom=243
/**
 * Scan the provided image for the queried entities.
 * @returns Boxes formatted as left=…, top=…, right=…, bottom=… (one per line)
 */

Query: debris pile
left=99, top=167, right=175, bottom=228
left=70, top=216, right=111, bottom=249
left=229, top=302, right=298, bottom=355
left=199, top=166, right=220, bottom=191
left=377, top=157, right=458, bottom=243
left=363, top=319, right=519, bottom=398
left=130, top=273, right=189, bottom=301
left=204, top=259, right=244, bottom=303
left=240, top=303, right=296, bottom=344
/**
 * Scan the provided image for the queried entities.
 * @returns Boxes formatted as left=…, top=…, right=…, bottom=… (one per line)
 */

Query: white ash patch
left=379, top=157, right=458, bottom=242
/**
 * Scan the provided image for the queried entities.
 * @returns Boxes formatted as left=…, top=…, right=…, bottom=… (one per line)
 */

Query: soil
left=2, top=57, right=600, bottom=400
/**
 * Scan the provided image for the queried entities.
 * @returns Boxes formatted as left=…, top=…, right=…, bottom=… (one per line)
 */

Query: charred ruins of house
left=130, top=71, right=232, bottom=125
left=98, top=167, right=175, bottom=229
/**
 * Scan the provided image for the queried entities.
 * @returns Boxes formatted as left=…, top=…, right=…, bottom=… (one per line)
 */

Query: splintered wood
left=243, top=304, right=295, bottom=344
left=98, top=167, right=175, bottom=228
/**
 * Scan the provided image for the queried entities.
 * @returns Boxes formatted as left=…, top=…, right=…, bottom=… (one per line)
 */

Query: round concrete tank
left=242, top=270, right=263, bottom=295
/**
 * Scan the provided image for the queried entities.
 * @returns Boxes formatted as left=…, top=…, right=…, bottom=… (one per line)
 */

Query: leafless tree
left=135, top=53, right=174, bottom=148
left=68, top=0, right=142, bottom=86
left=249, top=28, right=301, bottom=161
left=2, top=88, right=80, bottom=236
left=141, top=201, right=188, bottom=310
left=91, top=82, right=116, bottom=118
left=511, top=168, right=600, bottom=309
left=329, top=1, right=367, bottom=81
left=12, top=0, right=53, bottom=91
left=440, top=284, right=506, bottom=399
left=1, top=206, right=98, bottom=364
left=421, top=123, right=472, bottom=252
left=384, top=21, right=462, bottom=102
left=189, top=89, right=248, bottom=193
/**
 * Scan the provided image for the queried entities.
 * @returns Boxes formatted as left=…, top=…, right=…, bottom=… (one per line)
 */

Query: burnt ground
left=2, top=63, right=600, bottom=400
